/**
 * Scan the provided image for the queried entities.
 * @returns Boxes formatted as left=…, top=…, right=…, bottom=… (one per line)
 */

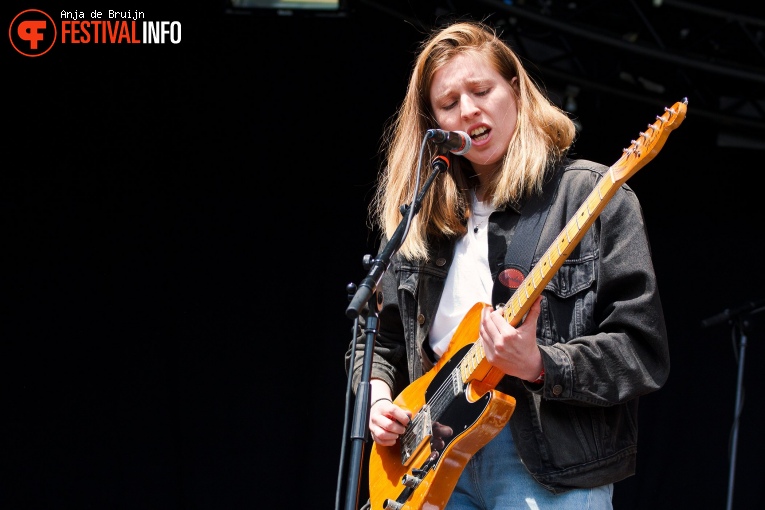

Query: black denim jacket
left=347, top=159, right=670, bottom=493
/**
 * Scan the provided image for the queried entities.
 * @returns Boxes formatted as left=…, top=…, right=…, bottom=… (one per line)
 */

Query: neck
left=471, top=164, right=500, bottom=202
left=474, top=185, right=487, bottom=202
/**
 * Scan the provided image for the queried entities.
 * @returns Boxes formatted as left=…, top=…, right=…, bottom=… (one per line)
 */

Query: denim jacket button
left=417, top=314, right=426, bottom=325
left=552, top=384, right=563, bottom=396
left=436, top=257, right=447, bottom=267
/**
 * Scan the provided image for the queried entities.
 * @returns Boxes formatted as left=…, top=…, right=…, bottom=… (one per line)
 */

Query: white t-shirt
left=429, top=191, right=496, bottom=357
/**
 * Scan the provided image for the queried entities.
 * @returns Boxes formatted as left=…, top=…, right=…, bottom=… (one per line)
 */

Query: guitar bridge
left=400, top=404, right=432, bottom=466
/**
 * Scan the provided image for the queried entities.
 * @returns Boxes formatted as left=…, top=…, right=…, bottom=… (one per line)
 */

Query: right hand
left=369, top=397, right=410, bottom=446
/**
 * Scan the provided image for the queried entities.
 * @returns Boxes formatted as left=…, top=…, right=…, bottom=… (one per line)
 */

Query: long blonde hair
left=371, top=20, right=576, bottom=260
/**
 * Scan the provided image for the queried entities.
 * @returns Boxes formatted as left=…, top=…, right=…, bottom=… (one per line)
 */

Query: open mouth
left=470, top=126, right=489, bottom=142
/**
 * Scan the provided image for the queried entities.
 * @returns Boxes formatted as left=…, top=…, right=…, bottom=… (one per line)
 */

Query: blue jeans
left=445, top=425, right=614, bottom=510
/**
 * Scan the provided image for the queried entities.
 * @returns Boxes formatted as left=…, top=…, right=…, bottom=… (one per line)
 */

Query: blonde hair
left=371, top=20, right=576, bottom=260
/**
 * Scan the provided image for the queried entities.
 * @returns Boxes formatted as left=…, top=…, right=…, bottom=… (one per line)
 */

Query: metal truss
left=360, top=0, right=765, bottom=146
left=476, top=0, right=765, bottom=143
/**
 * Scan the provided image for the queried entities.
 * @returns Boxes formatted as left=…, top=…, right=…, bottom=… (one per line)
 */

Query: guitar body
left=368, top=302, right=517, bottom=510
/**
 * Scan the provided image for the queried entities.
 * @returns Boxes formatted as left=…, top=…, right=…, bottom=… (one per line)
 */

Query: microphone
left=700, top=298, right=765, bottom=328
left=426, top=129, right=472, bottom=155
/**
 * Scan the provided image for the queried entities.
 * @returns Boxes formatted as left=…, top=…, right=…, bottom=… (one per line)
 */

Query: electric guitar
left=367, top=99, right=688, bottom=510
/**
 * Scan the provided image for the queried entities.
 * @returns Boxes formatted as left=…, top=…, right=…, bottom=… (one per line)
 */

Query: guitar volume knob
left=382, top=499, right=403, bottom=510
left=401, top=473, right=422, bottom=488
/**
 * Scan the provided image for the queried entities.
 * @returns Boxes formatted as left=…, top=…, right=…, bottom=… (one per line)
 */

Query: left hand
left=479, top=296, right=544, bottom=382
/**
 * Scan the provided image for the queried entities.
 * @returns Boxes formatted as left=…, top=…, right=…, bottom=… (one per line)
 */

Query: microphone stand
left=341, top=154, right=450, bottom=510
left=701, top=298, right=765, bottom=510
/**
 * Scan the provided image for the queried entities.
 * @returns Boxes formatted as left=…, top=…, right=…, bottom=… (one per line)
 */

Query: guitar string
left=402, top=337, right=490, bottom=445
left=402, top=363, right=464, bottom=444
left=402, top=377, right=451, bottom=443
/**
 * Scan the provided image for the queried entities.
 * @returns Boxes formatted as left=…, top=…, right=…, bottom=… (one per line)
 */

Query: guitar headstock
left=611, top=98, right=688, bottom=184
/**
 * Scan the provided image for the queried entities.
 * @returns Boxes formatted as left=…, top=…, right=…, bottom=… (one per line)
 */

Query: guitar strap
left=490, top=162, right=564, bottom=307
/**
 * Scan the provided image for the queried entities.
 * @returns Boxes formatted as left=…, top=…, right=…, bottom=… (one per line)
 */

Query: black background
left=4, top=1, right=765, bottom=509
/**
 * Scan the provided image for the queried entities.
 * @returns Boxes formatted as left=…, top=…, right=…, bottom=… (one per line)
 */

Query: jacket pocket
left=539, top=257, right=597, bottom=342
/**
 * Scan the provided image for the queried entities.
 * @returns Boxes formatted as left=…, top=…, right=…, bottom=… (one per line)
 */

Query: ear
left=510, top=76, right=520, bottom=95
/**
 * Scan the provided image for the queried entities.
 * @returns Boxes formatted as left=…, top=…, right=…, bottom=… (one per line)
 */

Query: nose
left=460, top=95, right=480, bottom=119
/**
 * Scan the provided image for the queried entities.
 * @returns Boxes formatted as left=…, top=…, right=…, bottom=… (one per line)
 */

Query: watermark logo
left=9, top=9, right=182, bottom=57
left=9, top=9, right=57, bottom=57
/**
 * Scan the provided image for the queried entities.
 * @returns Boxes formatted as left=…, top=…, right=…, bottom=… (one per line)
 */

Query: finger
left=525, top=296, right=542, bottom=323
left=488, top=306, right=510, bottom=334
left=371, top=403, right=409, bottom=433
left=370, top=417, right=405, bottom=446
left=371, top=429, right=398, bottom=446
left=381, top=403, right=411, bottom=429
left=480, top=307, right=500, bottom=341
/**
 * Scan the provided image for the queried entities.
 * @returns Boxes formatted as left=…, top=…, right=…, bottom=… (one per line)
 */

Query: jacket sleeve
left=345, top=238, right=411, bottom=398
left=537, top=169, right=670, bottom=406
